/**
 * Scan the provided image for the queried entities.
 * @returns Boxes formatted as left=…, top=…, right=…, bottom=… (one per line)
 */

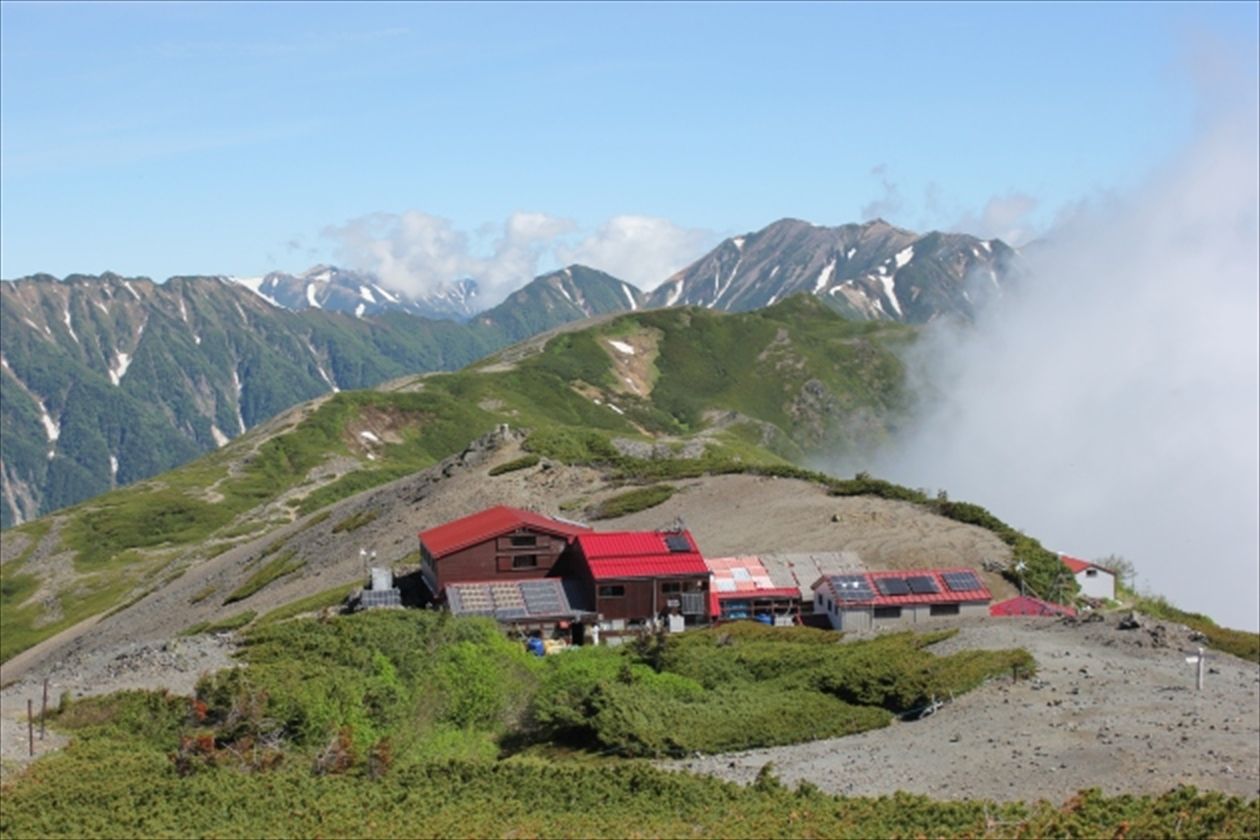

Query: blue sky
left=2, top=1, right=1256, bottom=290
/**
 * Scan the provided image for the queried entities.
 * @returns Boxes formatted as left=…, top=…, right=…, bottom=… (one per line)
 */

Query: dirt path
left=667, top=615, right=1260, bottom=802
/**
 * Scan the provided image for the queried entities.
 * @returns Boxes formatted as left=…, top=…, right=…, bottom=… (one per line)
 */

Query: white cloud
left=323, top=210, right=714, bottom=304
left=834, top=73, right=1259, bottom=630
left=555, top=215, right=716, bottom=291
left=860, top=164, right=904, bottom=222
left=948, top=191, right=1041, bottom=246
left=323, top=210, right=575, bottom=306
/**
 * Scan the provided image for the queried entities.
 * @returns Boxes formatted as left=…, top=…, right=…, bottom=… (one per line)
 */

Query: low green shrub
left=223, top=550, right=304, bottom=604
left=331, top=510, right=378, bottom=534
left=589, top=484, right=675, bottom=520
left=488, top=455, right=541, bottom=476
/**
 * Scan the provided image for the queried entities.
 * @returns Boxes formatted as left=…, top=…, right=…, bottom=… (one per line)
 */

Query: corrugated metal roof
left=707, top=556, right=801, bottom=600
left=813, top=567, right=992, bottom=607
left=990, top=595, right=1076, bottom=617
left=576, top=531, right=708, bottom=580
left=419, top=505, right=591, bottom=558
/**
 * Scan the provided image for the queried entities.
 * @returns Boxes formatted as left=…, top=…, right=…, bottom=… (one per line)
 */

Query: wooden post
left=40, top=678, right=48, bottom=740
left=27, top=699, right=34, bottom=757
left=1196, top=647, right=1205, bottom=691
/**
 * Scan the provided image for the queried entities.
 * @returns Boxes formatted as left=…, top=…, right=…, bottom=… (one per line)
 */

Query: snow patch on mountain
left=664, top=278, right=684, bottom=307
left=895, top=246, right=914, bottom=269
left=39, top=401, right=60, bottom=443
left=63, top=308, right=78, bottom=344
left=211, top=425, right=230, bottom=448
left=814, top=259, right=837, bottom=293
left=878, top=273, right=902, bottom=317
left=608, top=340, right=635, bottom=355
left=620, top=283, right=638, bottom=311
left=108, top=351, right=132, bottom=386
left=306, top=283, right=321, bottom=309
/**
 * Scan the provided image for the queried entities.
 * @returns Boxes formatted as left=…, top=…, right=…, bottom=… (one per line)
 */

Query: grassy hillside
left=0, top=297, right=915, bottom=660
left=2, top=611, right=1255, bottom=839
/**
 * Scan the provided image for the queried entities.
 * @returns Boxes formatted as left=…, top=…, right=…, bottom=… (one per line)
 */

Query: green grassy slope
left=2, top=296, right=914, bottom=661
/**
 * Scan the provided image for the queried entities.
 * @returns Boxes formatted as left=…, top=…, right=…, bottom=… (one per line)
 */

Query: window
left=511, top=555, right=539, bottom=569
left=510, top=535, right=537, bottom=548
left=661, top=582, right=683, bottom=594
left=1085, top=569, right=1098, bottom=577
left=873, top=606, right=902, bottom=619
left=930, top=604, right=960, bottom=617
left=826, top=598, right=833, bottom=613
left=598, top=585, right=625, bottom=598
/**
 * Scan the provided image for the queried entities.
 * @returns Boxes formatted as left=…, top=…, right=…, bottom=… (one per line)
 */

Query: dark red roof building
left=418, top=505, right=591, bottom=598
left=571, top=530, right=711, bottom=627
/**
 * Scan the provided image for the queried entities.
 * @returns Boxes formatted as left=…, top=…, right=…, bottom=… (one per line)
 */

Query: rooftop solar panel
left=906, top=575, right=939, bottom=594
left=942, top=571, right=982, bottom=592
left=664, top=534, right=691, bottom=553
left=876, top=577, right=911, bottom=596
left=830, top=574, right=874, bottom=602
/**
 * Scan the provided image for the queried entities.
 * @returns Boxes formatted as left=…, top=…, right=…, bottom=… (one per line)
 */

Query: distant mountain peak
left=647, top=217, right=1023, bottom=322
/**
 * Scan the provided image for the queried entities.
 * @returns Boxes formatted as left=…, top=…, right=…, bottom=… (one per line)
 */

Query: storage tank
left=370, top=567, right=393, bottom=591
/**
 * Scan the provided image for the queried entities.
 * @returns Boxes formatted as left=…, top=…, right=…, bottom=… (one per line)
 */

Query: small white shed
left=1061, top=555, right=1115, bottom=600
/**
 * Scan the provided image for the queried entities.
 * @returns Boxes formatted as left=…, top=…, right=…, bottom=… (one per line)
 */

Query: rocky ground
left=668, top=613, right=1260, bottom=802
left=0, top=634, right=238, bottom=779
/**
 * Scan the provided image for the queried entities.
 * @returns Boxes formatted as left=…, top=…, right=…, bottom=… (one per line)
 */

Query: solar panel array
left=941, top=571, right=982, bottom=592
left=830, top=574, right=874, bottom=602
left=448, top=580, right=574, bottom=621
left=876, top=577, right=911, bottom=596
left=906, top=575, right=939, bottom=594
left=520, top=580, right=567, bottom=615
left=360, top=589, right=401, bottom=608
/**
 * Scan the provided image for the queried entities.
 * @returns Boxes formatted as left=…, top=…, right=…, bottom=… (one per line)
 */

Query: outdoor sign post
left=1185, top=646, right=1206, bottom=691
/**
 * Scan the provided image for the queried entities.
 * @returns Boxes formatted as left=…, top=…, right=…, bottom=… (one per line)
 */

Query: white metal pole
left=1197, top=647, right=1205, bottom=691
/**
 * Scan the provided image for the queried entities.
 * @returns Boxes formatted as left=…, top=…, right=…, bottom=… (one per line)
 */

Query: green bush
left=223, top=550, right=304, bottom=604
left=589, top=484, right=676, bottom=520
left=488, top=454, right=541, bottom=476
left=331, top=509, right=379, bottom=534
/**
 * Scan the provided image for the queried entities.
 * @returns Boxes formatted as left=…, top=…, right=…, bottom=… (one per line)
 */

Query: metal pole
left=40, top=679, right=47, bottom=740
left=27, top=699, right=34, bottom=757
left=1197, top=647, right=1205, bottom=691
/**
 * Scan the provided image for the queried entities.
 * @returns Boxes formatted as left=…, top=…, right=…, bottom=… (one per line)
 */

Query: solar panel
left=664, top=534, right=691, bottom=553
left=876, top=577, right=911, bottom=596
left=906, top=575, right=939, bottom=594
left=942, top=571, right=982, bottom=592
left=830, top=574, right=874, bottom=602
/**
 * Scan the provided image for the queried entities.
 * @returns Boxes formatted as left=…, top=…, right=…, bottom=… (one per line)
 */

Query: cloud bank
left=835, top=78, right=1259, bottom=630
left=323, top=211, right=714, bottom=306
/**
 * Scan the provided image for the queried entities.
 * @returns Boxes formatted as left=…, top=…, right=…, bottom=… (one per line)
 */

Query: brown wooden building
left=418, top=505, right=591, bottom=598
left=571, top=530, right=711, bottom=631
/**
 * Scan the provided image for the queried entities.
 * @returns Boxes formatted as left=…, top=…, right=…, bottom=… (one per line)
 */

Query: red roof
left=813, top=567, right=992, bottom=607
left=1061, top=555, right=1112, bottom=576
left=990, top=595, right=1076, bottom=618
left=576, top=531, right=708, bottom=580
left=419, top=505, right=591, bottom=559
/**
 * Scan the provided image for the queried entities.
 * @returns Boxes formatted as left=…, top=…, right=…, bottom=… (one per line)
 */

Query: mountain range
left=0, top=218, right=1018, bottom=526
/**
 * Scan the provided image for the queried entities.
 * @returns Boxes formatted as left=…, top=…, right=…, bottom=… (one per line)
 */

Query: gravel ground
left=666, top=614, right=1260, bottom=802
left=0, top=634, right=238, bottom=779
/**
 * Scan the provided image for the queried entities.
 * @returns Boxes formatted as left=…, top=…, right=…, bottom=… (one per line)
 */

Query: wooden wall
left=421, top=527, right=575, bottom=594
